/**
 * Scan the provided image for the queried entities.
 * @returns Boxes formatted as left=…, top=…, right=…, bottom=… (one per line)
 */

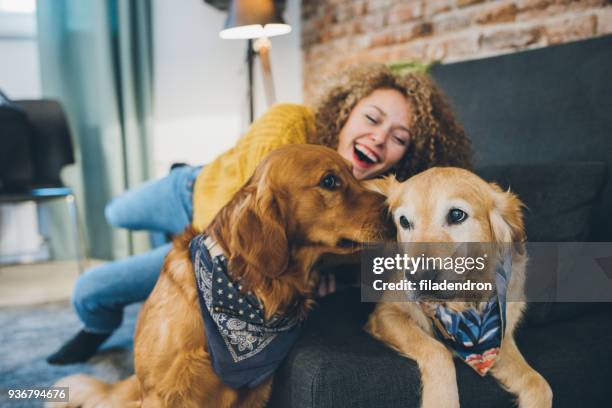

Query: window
left=0, top=0, right=36, bottom=39
left=0, top=0, right=36, bottom=14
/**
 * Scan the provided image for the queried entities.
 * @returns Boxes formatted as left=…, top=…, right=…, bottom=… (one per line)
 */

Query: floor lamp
left=219, top=0, right=291, bottom=123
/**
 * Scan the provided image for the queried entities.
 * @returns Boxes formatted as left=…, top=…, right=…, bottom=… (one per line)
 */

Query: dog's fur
left=50, top=145, right=387, bottom=408
left=365, top=167, right=552, bottom=408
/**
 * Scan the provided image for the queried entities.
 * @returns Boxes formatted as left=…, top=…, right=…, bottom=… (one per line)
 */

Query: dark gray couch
left=268, top=35, right=612, bottom=407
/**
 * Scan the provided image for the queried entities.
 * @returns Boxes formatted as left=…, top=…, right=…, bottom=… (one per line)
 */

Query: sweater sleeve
left=192, top=103, right=316, bottom=231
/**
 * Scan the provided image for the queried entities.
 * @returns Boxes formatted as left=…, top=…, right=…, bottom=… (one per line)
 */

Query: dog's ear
left=363, top=175, right=399, bottom=196
left=364, top=175, right=404, bottom=212
left=488, top=182, right=526, bottom=254
left=229, top=176, right=289, bottom=280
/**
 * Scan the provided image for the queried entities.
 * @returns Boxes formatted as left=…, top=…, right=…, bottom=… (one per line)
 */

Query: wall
left=302, top=0, right=612, bottom=102
left=152, top=0, right=303, bottom=178
left=0, top=7, right=46, bottom=263
left=0, top=10, right=40, bottom=98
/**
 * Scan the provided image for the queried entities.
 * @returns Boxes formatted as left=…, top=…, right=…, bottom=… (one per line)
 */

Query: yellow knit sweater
left=192, top=103, right=316, bottom=231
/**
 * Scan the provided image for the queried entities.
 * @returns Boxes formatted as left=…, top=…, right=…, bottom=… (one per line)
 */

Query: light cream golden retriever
left=365, top=167, right=552, bottom=408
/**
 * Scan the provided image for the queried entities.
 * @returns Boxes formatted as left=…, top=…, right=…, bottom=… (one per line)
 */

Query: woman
left=47, top=63, right=472, bottom=364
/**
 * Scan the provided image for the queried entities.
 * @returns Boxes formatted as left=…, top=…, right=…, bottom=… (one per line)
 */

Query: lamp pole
left=253, top=37, right=276, bottom=108
left=218, top=0, right=291, bottom=123
left=247, top=39, right=255, bottom=123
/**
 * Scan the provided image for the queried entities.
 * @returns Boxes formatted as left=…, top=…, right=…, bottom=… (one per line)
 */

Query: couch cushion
left=476, top=162, right=607, bottom=242
left=430, top=35, right=612, bottom=241
left=268, top=288, right=612, bottom=408
left=477, top=162, right=607, bottom=326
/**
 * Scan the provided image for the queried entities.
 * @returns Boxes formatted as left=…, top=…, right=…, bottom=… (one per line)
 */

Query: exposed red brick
left=387, top=1, right=424, bottom=25
left=381, top=21, right=432, bottom=44
left=432, top=10, right=473, bottom=33
left=480, top=26, right=542, bottom=49
left=301, top=1, right=320, bottom=20
left=596, top=7, right=612, bottom=34
left=518, top=0, right=607, bottom=20
left=325, top=0, right=349, bottom=6
left=369, top=48, right=394, bottom=63
left=425, top=39, right=448, bottom=60
left=308, top=43, right=329, bottom=61
left=302, top=0, right=609, bottom=99
left=350, top=34, right=373, bottom=51
left=444, top=32, right=481, bottom=59
left=424, top=0, right=453, bottom=16
left=366, top=0, right=395, bottom=12
left=341, top=22, right=355, bottom=37
left=302, top=30, right=321, bottom=48
left=517, top=3, right=565, bottom=21
left=516, top=0, right=552, bottom=10
left=357, top=12, right=388, bottom=31
left=566, top=0, right=609, bottom=11
left=388, top=45, right=408, bottom=61
left=545, top=14, right=597, bottom=43
left=369, top=30, right=399, bottom=48
left=353, top=1, right=369, bottom=16
left=474, top=2, right=519, bottom=24
left=319, top=30, right=332, bottom=43
left=352, top=20, right=365, bottom=34
left=457, top=0, right=486, bottom=7
left=398, top=41, right=428, bottom=62
left=334, top=3, right=355, bottom=23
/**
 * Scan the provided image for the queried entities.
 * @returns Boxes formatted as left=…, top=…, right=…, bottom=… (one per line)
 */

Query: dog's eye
left=448, top=209, right=467, bottom=224
left=320, top=173, right=340, bottom=190
left=399, top=215, right=413, bottom=230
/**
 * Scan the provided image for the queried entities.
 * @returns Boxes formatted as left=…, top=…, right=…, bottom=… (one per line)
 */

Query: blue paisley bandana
left=421, top=255, right=512, bottom=376
left=189, top=234, right=302, bottom=389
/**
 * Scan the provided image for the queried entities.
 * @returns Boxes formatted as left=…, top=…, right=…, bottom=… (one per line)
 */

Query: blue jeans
left=73, top=165, right=201, bottom=333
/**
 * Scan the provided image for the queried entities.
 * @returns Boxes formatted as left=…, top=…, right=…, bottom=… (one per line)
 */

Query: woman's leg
left=104, top=165, right=200, bottom=234
left=47, top=166, right=200, bottom=364
left=73, top=243, right=171, bottom=333
left=47, top=243, right=171, bottom=364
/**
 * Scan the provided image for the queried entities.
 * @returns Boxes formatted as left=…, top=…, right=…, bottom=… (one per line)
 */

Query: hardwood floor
left=0, top=259, right=103, bottom=307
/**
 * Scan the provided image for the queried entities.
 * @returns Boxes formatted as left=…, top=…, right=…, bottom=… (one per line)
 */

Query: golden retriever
left=50, top=145, right=387, bottom=408
left=365, top=167, right=552, bottom=408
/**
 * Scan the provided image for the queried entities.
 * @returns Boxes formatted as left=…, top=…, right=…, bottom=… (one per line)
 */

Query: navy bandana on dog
left=189, top=234, right=302, bottom=389
left=421, top=255, right=512, bottom=376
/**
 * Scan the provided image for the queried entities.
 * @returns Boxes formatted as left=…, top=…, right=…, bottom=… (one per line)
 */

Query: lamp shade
left=220, top=0, right=291, bottom=39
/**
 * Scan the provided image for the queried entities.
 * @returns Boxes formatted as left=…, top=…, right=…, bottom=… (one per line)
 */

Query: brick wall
left=301, top=0, right=612, bottom=101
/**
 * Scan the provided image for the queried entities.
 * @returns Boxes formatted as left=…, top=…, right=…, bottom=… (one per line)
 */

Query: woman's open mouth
left=353, top=143, right=380, bottom=169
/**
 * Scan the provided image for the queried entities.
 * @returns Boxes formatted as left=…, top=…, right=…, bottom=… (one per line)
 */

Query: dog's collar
left=421, top=254, right=512, bottom=376
left=189, top=234, right=301, bottom=389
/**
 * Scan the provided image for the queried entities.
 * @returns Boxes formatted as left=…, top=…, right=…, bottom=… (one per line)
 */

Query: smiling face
left=336, top=88, right=413, bottom=180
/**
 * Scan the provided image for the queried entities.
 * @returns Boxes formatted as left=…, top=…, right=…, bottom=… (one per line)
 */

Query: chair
left=0, top=95, right=85, bottom=273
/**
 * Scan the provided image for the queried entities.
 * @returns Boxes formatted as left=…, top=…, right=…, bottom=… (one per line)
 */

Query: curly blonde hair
left=313, top=63, right=473, bottom=181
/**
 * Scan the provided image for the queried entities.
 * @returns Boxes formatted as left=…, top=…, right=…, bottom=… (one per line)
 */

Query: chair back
left=16, top=99, right=75, bottom=188
left=0, top=97, right=34, bottom=193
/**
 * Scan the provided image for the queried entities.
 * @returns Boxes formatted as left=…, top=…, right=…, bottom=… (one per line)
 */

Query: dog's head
left=210, top=144, right=388, bottom=317
left=370, top=167, right=525, bottom=305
